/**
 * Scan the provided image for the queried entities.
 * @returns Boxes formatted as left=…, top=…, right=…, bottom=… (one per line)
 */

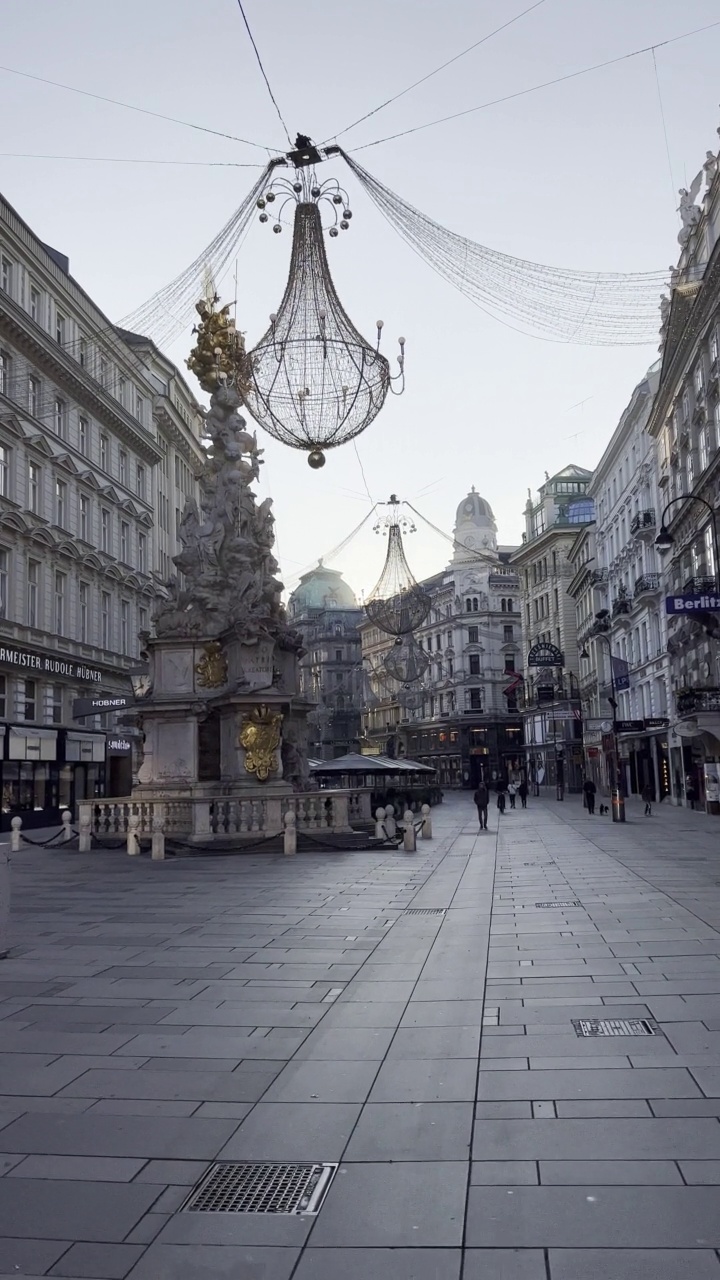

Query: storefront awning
left=65, top=731, right=106, bottom=763
left=9, top=726, right=58, bottom=760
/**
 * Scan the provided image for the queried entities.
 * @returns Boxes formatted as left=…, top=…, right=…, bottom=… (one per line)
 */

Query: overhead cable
left=235, top=0, right=293, bottom=147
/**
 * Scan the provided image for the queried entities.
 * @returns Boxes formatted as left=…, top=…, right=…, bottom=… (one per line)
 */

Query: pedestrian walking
left=497, top=787, right=506, bottom=816
left=583, top=777, right=596, bottom=815
left=473, top=782, right=489, bottom=831
left=518, top=780, right=528, bottom=809
left=508, top=781, right=517, bottom=809
left=686, top=775, right=696, bottom=810
left=641, top=782, right=653, bottom=817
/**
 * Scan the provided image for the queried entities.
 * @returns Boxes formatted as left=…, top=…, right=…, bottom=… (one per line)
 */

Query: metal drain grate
left=404, top=908, right=446, bottom=916
left=535, top=900, right=581, bottom=909
left=183, top=1162, right=337, bottom=1216
left=572, top=1018, right=656, bottom=1038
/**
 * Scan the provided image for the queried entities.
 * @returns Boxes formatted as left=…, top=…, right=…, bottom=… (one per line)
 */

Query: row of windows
left=464, top=596, right=515, bottom=613
left=0, top=550, right=148, bottom=650
left=0, top=255, right=146, bottom=422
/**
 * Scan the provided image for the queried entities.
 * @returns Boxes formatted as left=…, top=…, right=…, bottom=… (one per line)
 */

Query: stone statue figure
left=153, top=375, right=300, bottom=652
left=703, top=150, right=718, bottom=186
left=677, top=171, right=703, bottom=246
left=659, top=294, right=671, bottom=326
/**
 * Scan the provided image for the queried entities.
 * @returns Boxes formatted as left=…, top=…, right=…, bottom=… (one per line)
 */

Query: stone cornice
left=648, top=236, right=720, bottom=437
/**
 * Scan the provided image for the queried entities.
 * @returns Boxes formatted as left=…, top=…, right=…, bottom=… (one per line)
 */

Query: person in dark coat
left=496, top=786, right=506, bottom=816
left=518, top=780, right=528, bottom=809
left=641, top=782, right=653, bottom=816
left=583, top=777, right=597, bottom=815
left=473, top=782, right=489, bottom=830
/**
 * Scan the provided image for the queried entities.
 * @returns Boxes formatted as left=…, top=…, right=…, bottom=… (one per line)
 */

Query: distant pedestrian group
left=474, top=779, right=528, bottom=829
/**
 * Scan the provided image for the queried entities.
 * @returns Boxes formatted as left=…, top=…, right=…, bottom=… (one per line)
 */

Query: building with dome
left=360, top=489, right=524, bottom=787
left=288, top=563, right=364, bottom=759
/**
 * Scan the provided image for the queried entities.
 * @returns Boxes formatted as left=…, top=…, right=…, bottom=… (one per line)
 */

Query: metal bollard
left=384, top=805, right=397, bottom=839
left=151, top=814, right=165, bottom=861
left=403, top=811, right=416, bottom=852
left=61, top=810, right=73, bottom=843
left=421, top=803, right=432, bottom=839
left=374, top=807, right=386, bottom=839
left=0, top=845, right=9, bottom=958
left=611, top=788, right=626, bottom=824
left=10, top=817, right=22, bottom=853
left=127, top=813, right=141, bottom=857
left=283, top=810, right=297, bottom=856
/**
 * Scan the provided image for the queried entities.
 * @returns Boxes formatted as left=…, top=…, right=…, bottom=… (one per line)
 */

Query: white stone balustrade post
left=192, top=802, right=211, bottom=840
left=384, top=805, right=397, bottom=839
left=151, top=807, right=166, bottom=861
left=375, top=807, right=386, bottom=838
left=61, top=811, right=72, bottom=843
left=421, top=804, right=433, bottom=839
left=266, top=798, right=283, bottom=836
left=284, top=810, right=297, bottom=856
left=127, top=813, right=141, bottom=857
left=77, top=804, right=92, bottom=853
left=10, top=817, right=22, bottom=853
left=331, top=794, right=351, bottom=832
left=0, top=844, right=8, bottom=958
left=403, top=810, right=416, bottom=852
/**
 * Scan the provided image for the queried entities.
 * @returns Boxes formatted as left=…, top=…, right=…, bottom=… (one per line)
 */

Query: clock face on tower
left=464, top=501, right=474, bottom=515
left=464, top=535, right=476, bottom=548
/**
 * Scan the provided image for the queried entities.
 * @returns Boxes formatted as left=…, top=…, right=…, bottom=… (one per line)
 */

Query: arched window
left=501, top=598, right=507, bottom=612
left=507, top=598, right=514, bottom=612
left=466, top=598, right=472, bottom=613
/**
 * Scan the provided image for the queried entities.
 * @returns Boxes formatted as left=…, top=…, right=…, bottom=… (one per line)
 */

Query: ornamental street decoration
left=383, top=635, right=429, bottom=684
left=365, top=498, right=431, bottom=636
left=527, top=642, right=564, bottom=667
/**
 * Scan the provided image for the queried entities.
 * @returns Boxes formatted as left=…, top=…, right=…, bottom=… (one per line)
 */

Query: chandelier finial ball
left=293, top=182, right=302, bottom=193
left=257, top=198, right=266, bottom=209
left=340, top=220, right=349, bottom=230
left=311, top=186, right=321, bottom=199
left=259, top=212, right=268, bottom=223
left=344, top=209, right=352, bottom=219
left=333, top=193, right=343, bottom=204
left=273, top=224, right=282, bottom=234
left=266, top=191, right=276, bottom=203
left=308, top=449, right=326, bottom=469
left=328, top=226, right=339, bottom=238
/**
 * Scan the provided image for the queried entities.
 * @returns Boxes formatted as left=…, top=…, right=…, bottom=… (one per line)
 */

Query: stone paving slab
left=4, top=796, right=720, bottom=1275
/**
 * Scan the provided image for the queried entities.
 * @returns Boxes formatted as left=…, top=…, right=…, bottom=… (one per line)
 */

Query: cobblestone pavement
left=1, top=794, right=720, bottom=1278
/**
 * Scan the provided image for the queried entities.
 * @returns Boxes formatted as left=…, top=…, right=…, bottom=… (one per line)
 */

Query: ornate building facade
left=289, top=563, right=364, bottom=760
left=0, top=191, right=204, bottom=827
left=511, top=465, right=594, bottom=793
left=360, top=490, right=523, bottom=787
left=645, top=134, right=720, bottom=813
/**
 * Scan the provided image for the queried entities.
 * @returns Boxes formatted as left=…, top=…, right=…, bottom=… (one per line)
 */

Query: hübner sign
left=0, top=646, right=102, bottom=683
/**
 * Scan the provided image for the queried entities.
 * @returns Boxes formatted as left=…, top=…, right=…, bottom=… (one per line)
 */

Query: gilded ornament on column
left=239, top=705, right=283, bottom=781
left=195, top=641, right=227, bottom=689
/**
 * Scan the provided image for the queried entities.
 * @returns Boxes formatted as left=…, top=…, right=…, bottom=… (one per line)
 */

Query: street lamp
left=655, top=495, right=720, bottom=578
left=580, top=633, right=625, bottom=822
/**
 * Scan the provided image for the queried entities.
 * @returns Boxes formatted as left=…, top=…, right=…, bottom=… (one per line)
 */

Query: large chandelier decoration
left=383, top=634, right=429, bottom=684
left=365, top=496, right=431, bottom=636
left=244, top=166, right=405, bottom=468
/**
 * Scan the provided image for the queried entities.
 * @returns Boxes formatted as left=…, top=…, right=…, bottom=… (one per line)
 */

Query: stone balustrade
left=77, top=788, right=373, bottom=853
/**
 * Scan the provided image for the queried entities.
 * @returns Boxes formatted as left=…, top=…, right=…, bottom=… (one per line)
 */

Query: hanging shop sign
left=645, top=717, right=669, bottom=730
left=666, top=593, right=720, bottom=615
left=107, top=737, right=132, bottom=756
left=72, top=694, right=133, bottom=719
left=616, top=720, right=645, bottom=734
left=527, top=642, right=564, bottom=667
left=0, top=645, right=103, bottom=682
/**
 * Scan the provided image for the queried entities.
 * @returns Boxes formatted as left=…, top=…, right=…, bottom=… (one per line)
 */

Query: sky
left=1, top=0, right=719, bottom=600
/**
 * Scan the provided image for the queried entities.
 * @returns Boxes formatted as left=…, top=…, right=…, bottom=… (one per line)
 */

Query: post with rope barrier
left=0, top=839, right=8, bottom=959
left=375, top=807, right=386, bottom=838
left=127, top=813, right=141, bottom=857
left=421, top=804, right=432, bottom=839
left=402, top=811, right=416, bottom=853
left=151, top=809, right=165, bottom=861
left=61, top=811, right=72, bottom=843
left=384, top=805, right=397, bottom=839
left=10, top=817, right=22, bottom=853
left=283, top=810, right=297, bottom=856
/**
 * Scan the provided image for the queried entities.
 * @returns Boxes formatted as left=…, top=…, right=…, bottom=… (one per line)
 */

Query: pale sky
left=1, top=0, right=719, bottom=600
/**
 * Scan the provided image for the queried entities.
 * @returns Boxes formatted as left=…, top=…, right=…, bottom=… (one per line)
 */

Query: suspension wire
left=651, top=48, right=678, bottom=214
left=349, top=18, right=720, bottom=152
left=406, top=499, right=502, bottom=559
left=235, top=0, right=293, bottom=148
left=0, top=64, right=276, bottom=152
left=0, top=151, right=264, bottom=167
left=353, top=440, right=374, bottom=503
left=282, top=502, right=378, bottom=591
left=324, top=0, right=549, bottom=144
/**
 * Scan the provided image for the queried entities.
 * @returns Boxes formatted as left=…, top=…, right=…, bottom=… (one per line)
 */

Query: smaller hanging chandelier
left=383, top=634, right=429, bottom=684
left=365, top=496, right=431, bottom=636
left=244, top=166, right=405, bottom=468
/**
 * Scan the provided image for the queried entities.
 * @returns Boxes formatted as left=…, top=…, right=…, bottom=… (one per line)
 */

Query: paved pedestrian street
left=2, top=794, right=720, bottom=1278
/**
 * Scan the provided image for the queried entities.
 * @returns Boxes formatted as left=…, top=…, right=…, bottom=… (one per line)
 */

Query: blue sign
left=665, top=593, right=720, bottom=615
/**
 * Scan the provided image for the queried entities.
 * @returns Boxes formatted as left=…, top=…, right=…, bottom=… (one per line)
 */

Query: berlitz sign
left=665, top=593, right=720, bottom=615
left=0, top=645, right=102, bottom=682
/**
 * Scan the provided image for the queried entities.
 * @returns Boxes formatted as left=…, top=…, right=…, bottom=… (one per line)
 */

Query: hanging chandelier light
left=365, top=496, right=431, bottom=635
left=244, top=168, right=405, bottom=468
left=383, top=634, right=429, bottom=684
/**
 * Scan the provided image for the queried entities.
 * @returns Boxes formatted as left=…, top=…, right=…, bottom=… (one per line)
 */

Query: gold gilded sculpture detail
left=187, top=294, right=253, bottom=395
left=194, top=641, right=227, bottom=689
left=239, top=705, right=283, bottom=782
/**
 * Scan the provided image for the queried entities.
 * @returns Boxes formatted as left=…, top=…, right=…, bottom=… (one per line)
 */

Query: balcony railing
left=591, top=568, right=608, bottom=583
left=634, top=573, right=661, bottom=597
left=676, top=688, right=720, bottom=716
left=630, top=509, right=656, bottom=535
left=611, top=596, right=632, bottom=617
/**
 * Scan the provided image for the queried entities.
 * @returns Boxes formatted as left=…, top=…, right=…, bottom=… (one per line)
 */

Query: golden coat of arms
left=195, top=642, right=227, bottom=689
left=239, top=705, right=282, bottom=781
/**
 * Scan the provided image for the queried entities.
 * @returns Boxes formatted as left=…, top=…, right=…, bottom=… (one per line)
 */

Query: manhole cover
left=404, top=908, right=446, bottom=916
left=572, top=1018, right=656, bottom=1038
left=183, top=1162, right=337, bottom=1215
left=535, top=901, right=581, bottom=909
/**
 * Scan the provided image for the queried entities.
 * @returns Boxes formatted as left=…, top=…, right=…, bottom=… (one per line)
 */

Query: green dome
left=290, top=562, right=358, bottom=614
